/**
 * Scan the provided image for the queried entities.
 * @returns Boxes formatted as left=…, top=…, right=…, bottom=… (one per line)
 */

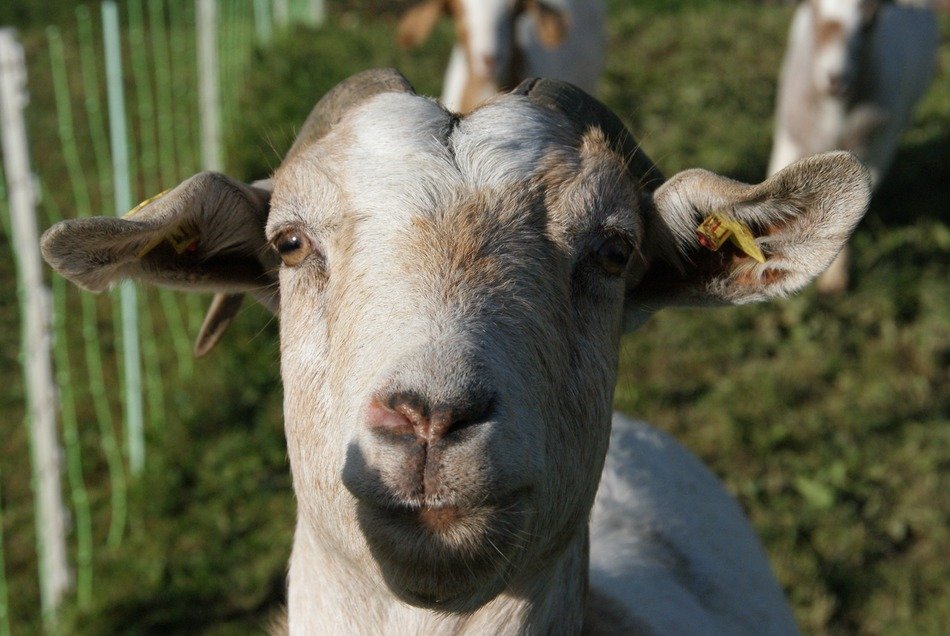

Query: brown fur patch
left=396, top=0, right=446, bottom=49
left=732, top=259, right=786, bottom=288
left=816, top=19, right=844, bottom=48
left=528, top=0, right=569, bottom=49
left=404, top=190, right=548, bottom=299
left=418, top=506, right=461, bottom=533
left=460, top=75, right=494, bottom=114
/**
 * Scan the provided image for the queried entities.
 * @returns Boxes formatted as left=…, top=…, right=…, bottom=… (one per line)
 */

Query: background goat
left=41, top=70, right=870, bottom=633
left=396, top=0, right=606, bottom=113
left=768, top=0, right=938, bottom=293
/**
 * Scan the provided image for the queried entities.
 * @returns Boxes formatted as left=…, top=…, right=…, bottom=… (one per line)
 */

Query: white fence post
left=0, top=28, right=70, bottom=625
left=253, top=0, right=273, bottom=43
left=308, top=0, right=325, bottom=26
left=197, top=0, right=222, bottom=172
left=273, top=0, right=290, bottom=28
left=103, top=1, right=145, bottom=475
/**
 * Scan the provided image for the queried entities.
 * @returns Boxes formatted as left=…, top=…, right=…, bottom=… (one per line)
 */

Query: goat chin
left=357, top=499, right=525, bottom=612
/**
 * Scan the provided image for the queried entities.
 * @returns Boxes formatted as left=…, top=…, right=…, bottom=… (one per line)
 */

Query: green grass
left=1, top=1, right=947, bottom=633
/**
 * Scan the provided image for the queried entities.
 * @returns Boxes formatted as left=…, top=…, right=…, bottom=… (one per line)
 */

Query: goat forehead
left=452, top=97, right=573, bottom=186
left=336, top=92, right=574, bottom=226
left=341, top=93, right=459, bottom=231
left=271, top=91, right=594, bottom=258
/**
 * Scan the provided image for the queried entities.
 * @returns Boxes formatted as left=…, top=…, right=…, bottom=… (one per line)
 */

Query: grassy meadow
left=0, top=0, right=946, bottom=633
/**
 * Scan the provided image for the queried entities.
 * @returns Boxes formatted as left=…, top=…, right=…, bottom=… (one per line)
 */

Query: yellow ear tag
left=167, top=225, right=200, bottom=255
left=126, top=190, right=201, bottom=258
left=123, top=188, right=170, bottom=219
left=135, top=234, right=167, bottom=259
left=696, top=214, right=731, bottom=250
left=128, top=190, right=171, bottom=258
left=134, top=223, right=200, bottom=259
left=696, top=213, right=766, bottom=264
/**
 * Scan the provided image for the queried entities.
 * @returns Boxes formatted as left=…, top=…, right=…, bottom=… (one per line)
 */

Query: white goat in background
left=768, top=0, right=938, bottom=293
left=42, top=70, right=872, bottom=633
left=397, top=0, right=606, bottom=113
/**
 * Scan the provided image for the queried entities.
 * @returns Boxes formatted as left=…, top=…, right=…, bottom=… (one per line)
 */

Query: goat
left=768, top=0, right=938, bottom=293
left=396, top=0, right=606, bottom=113
left=42, top=70, right=871, bottom=633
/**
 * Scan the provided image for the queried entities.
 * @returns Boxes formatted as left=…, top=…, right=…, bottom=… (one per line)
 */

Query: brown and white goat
left=42, top=70, right=871, bottom=633
left=768, top=0, right=938, bottom=293
left=397, top=0, right=605, bottom=113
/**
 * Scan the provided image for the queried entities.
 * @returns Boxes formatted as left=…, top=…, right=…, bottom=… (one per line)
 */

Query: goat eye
left=591, top=235, right=632, bottom=277
left=273, top=230, right=313, bottom=267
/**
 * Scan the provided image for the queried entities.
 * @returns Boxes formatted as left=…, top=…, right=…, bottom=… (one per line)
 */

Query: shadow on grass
left=72, top=571, right=286, bottom=634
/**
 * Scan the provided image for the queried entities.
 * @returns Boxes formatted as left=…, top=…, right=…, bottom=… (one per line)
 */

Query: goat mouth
left=416, top=504, right=461, bottom=533
left=373, top=493, right=524, bottom=536
left=354, top=493, right=531, bottom=612
left=362, top=500, right=469, bottom=536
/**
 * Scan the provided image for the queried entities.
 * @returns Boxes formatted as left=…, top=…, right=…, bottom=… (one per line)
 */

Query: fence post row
left=273, top=0, right=290, bottom=27
left=0, top=0, right=327, bottom=628
left=198, top=0, right=222, bottom=172
left=308, top=0, right=325, bottom=26
left=253, top=0, right=273, bottom=43
left=0, top=28, right=70, bottom=626
left=103, top=1, right=146, bottom=475
left=47, top=23, right=130, bottom=550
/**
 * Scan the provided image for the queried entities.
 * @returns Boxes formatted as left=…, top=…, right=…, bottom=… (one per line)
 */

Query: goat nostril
left=425, top=392, right=495, bottom=442
left=369, top=390, right=495, bottom=444
left=482, top=54, right=496, bottom=72
left=367, top=398, right=417, bottom=439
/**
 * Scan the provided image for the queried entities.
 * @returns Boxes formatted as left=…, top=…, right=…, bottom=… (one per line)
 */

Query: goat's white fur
left=591, top=415, right=796, bottom=633
left=273, top=91, right=861, bottom=633
left=41, top=74, right=875, bottom=635
left=768, top=0, right=938, bottom=291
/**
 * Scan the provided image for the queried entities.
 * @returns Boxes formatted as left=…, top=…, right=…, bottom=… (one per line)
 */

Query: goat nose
left=368, top=390, right=495, bottom=445
left=481, top=54, right=497, bottom=72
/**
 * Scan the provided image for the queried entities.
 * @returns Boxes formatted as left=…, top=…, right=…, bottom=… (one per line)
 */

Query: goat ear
left=526, top=0, right=569, bottom=49
left=396, top=0, right=445, bottom=49
left=624, top=152, right=871, bottom=326
left=42, top=172, right=278, bottom=356
left=194, top=292, right=246, bottom=358
left=42, top=170, right=278, bottom=306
